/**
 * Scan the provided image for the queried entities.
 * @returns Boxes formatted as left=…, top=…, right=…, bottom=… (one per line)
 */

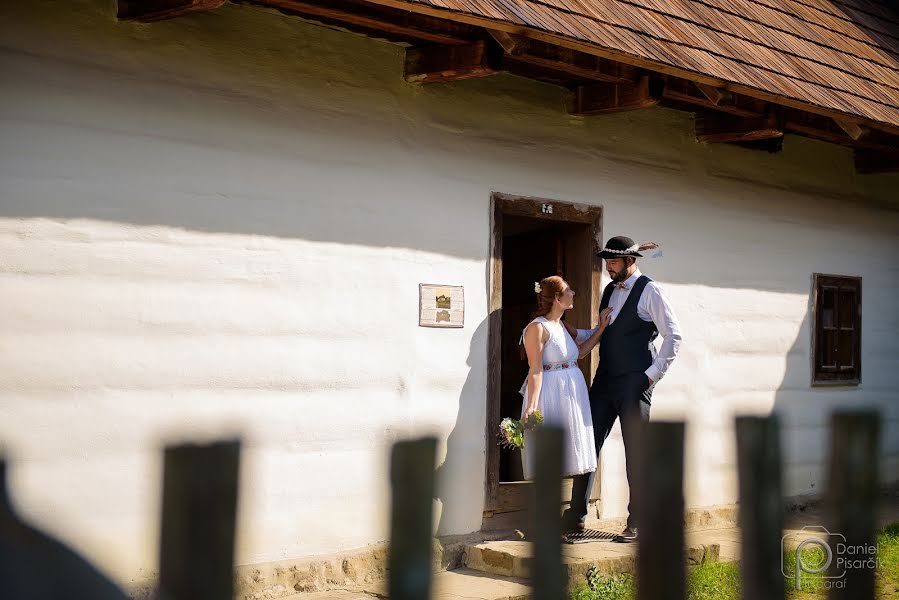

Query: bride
left=519, top=276, right=612, bottom=479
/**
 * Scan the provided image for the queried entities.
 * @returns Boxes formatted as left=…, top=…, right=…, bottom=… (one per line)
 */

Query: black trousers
left=564, top=371, right=652, bottom=529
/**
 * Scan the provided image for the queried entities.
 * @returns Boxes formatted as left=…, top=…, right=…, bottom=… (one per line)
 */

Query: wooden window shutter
left=812, top=274, right=861, bottom=385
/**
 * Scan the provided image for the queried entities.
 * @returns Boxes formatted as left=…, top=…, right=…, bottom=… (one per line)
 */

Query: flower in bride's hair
left=534, top=281, right=542, bottom=293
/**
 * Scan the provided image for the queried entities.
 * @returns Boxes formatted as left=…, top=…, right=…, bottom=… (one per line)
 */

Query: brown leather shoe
left=614, top=526, right=638, bottom=543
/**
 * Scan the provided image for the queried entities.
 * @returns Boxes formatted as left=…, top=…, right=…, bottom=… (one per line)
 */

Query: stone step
left=464, top=527, right=741, bottom=585
left=276, top=568, right=529, bottom=600
left=430, top=568, right=530, bottom=600
left=276, top=591, right=379, bottom=600
left=253, top=495, right=899, bottom=600
left=483, top=504, right=740, bottom=534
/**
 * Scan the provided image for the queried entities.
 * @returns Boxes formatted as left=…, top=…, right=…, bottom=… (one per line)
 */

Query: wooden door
left=485, top=193, right=603, bottom=524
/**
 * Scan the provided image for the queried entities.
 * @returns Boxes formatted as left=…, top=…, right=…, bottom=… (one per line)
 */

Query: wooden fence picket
left=157, top=440, right=241, bottom=600
left=636, top=421, right=686, bottom=600
left=532, top=426, right=566, bottom=600
left=826, top=411, right=880, bottom=600
left=388, top=437, right=437, bottom=600
left=736, top=415, right=785, bottom=600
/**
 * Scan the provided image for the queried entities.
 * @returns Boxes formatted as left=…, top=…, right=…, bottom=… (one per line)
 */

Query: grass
left=572, top=572, right=635, bottom=600
left=875, top=522, right=899, bottom=599
left=686, top=561, right=741, bottom=600
left=782, top=544, right=828, bottom=598
left=783, top=522, right=899, bottom=599
left=570, top=563, right=741, bottom=600
left=570, top=522, right=899, bottom=600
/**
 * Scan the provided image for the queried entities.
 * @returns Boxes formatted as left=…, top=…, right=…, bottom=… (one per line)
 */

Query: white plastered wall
left=0, top=0, right=897, bottom=587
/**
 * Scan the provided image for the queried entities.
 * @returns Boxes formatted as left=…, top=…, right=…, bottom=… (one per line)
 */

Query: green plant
left=572, top=566, right=635, bottom=600
left=569, top=521, right=899, bottom=600
left=687, top=561, right=740, bottom=600
left=875, top=522, right=899, bottom=599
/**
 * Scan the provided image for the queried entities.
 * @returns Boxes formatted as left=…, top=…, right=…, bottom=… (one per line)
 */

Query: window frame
left=811, top=273, right=862, bottom=386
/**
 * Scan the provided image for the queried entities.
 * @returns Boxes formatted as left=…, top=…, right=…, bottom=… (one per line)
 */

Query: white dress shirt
left=576, top=269, right=682, bottom=383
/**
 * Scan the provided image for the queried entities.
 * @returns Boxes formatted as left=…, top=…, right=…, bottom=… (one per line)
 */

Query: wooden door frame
left=485, top=192, right=603, bottom=512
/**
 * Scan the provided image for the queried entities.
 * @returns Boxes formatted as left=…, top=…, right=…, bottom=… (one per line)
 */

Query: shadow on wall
left=433, top=317, right=488, bottom=537
left=771, top=300, right=837, bottom=503
left=0, top=461, right=130, bottom=599
left=770, top=284, right=897, bottom=505
left=1, top=1, right=491, bottom=260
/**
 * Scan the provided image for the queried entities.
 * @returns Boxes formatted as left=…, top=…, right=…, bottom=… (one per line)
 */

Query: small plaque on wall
left=419, top=284, right=464, bottom=328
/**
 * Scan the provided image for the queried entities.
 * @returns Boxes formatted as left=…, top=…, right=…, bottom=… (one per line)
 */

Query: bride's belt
left=543, top=360, right=577, bottom=371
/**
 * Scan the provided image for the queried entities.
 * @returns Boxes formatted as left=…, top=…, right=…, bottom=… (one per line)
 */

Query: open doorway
left=484, top=193, right=603, bottom=527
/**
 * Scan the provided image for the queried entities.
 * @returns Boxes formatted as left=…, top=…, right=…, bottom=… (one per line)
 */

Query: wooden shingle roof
left=370, top=0, right=899, bottom=133
left=118, top=0, right=899, bottom=169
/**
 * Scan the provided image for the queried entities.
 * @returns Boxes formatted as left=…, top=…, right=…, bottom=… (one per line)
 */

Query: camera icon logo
left=781, top=526, right=846, bottom=591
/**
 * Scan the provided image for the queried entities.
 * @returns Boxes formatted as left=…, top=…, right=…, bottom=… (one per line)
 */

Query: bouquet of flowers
left=497, top=411, right=544, bottom=449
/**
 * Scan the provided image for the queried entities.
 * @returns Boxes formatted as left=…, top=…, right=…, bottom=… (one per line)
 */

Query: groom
left=563, top=235, right=682, bottom=543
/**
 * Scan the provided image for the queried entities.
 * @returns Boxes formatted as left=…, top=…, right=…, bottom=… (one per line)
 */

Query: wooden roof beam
left=695, top=82, right=724, bottom=106
left=833, top=118, right=870, bottom=142
left=696, top=112, right=782, bottom=143
left=786, top=123, right=850, bottom=146
left=404, top=40, right=501, bottom=84
left=117, top=0, right=224, bottom=22
left=487, top=31, right=636, bottom=85
left=488, top=30, right=518, bottom=54
left=249, top=0, right=478, bottom=46
left=661, top=78, right=765, bottom=119
left=782, top=110, right=899, bottom=149
left=571, top=76, right=662, bottom=115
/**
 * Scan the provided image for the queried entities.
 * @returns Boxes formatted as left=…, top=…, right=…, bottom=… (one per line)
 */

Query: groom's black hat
left=597, top=235, right=642, bottom=259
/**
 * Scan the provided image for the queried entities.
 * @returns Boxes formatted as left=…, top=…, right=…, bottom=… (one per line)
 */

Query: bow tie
left=615, top=282, right=631, bottom=290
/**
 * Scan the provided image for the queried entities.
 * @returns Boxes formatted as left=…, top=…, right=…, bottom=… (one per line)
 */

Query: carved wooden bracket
left=404, top=40, right=501, bottom=84
left=571, top=76, right=662, bottom=115
left=696, top=112, right=783, bottom=143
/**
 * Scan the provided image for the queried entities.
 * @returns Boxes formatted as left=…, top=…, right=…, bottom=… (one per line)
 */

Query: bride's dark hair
left=532, top=276, right=567, bottom=318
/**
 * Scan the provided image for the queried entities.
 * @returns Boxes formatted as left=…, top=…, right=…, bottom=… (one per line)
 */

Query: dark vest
left=597, top=275, right=658, bottom=377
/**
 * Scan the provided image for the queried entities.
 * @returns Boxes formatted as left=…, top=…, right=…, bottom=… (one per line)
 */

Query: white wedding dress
left=519, top=316, right=597, bottom=480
